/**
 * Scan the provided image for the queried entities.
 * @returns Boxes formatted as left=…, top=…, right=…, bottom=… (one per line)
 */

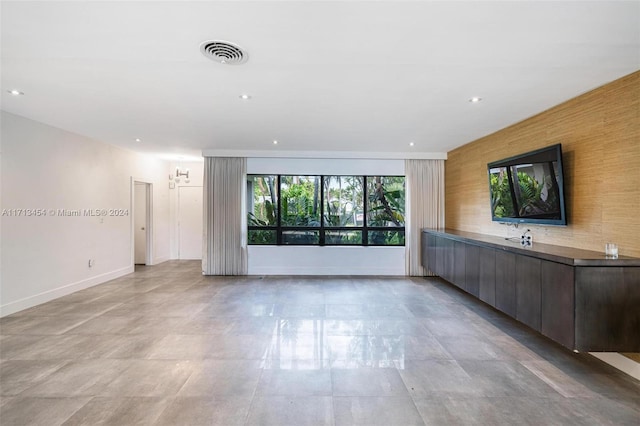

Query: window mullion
left=277, top=175, right=282, bottom=245
left=363, top=175, right=368, bottom=246
left=319, top=175, right=325, bottom=246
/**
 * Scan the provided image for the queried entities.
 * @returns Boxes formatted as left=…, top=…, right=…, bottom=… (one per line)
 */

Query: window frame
left=247, top=174, right=405, bottom=246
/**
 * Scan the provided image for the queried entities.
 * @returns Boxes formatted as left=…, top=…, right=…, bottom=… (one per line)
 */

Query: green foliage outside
left=515, top=171, right=560, bottom=216
left=514, top=172, right=542, bottom=216
left=248, top=229, right=276, bottom=245
left=324, top=176, right=363, bottom=229
left=370, top=230, right=405, bottom=245
left=489, top=170, right=514, bottom=218
left=248, top=176, right=277, bottom=244
left=282, top=231, right=320, bottom=245
left=367, top=176, right=405, bottom=225
left=248, top=176, right=277, bottom=225
left=281, top=176, right=320, bottom=227
left=491, top=167, right=560, bottom=218
left=367, top=176, right=405, bottom=245
left=326, top=230, right=363, bottom=245
left=248, top=175, right=405, bottom=245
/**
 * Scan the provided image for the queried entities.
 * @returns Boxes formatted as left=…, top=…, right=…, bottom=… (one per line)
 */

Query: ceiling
left=2, top=1, right=639, bottom=160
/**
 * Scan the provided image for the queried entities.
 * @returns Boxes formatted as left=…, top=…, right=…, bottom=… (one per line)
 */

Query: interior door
left=134, top=182, right=147, bottom=264
left=178, top=186, right=203, bottom=259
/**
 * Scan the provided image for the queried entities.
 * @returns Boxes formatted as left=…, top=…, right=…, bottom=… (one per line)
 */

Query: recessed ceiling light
left=273, top=140, right=278, bottom=145
left=7, top=89, right=24, bottom=96
left=135, top=138, right=142, bottom=142
left=409, top=142, right=415, bottom=147
left=469, top=97, right=482, bottom=103
left=239, top=94, right=251, bottom=100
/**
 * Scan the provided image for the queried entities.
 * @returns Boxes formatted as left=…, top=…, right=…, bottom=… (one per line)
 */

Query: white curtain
left=405, top=159, right=445, bottom=276
left=202, top=157, right=248, bottom=275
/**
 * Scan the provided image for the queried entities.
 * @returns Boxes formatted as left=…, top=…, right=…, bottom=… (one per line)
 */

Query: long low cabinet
left=422, top=229, right=640, bottom=352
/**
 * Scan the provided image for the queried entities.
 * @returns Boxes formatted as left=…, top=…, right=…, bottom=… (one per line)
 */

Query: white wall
left=248, top=246, right=404, bottom=275
left=248, top=157, right=403, bottom=176
left=246, top=157, right=405, bottom=276
left=0, top=112, right=170, bottom=316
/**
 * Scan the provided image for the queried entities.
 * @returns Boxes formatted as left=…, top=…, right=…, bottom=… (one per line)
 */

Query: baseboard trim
left=152, top=256, right=171, bottom=265
left=0, top=265, right=134, bottom=318
left=246, top=267, right=405, bottom=276
left=590, top=352, right=640, bottom=381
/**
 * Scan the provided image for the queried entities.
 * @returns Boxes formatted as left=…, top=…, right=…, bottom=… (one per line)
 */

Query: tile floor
left=1, top=260, right=639, bottom=425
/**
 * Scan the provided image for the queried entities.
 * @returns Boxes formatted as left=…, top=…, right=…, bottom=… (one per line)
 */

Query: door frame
left=130, top=177, right=153, bottom=266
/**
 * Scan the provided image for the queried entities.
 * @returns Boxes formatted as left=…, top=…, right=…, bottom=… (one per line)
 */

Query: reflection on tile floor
left=1, top=260, right=639, bottom=425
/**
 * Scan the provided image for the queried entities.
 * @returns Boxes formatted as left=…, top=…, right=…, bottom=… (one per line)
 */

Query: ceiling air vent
left=200, top=40, right=248, bottom=65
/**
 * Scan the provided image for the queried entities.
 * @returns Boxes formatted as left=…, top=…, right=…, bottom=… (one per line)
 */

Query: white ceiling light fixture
left=135, top=138, right=142, bottom=142
left=469, top=97, right=483, bottom=103
left=200, top=40, right=249, bottom=65
left=409, top=142, right=415, bottom=147
left=7, top=89, right=24, bottom=96
left=239, top=94, right=251, bottom=100
left=273, top=140, right=278, bottom=145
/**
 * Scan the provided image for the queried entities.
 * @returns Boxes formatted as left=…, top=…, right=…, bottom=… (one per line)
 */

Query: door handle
left=141, top=227, right=145, bottom=231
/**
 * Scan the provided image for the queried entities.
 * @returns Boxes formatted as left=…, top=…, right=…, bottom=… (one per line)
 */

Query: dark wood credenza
left=421, top=229, right=640, bottom=352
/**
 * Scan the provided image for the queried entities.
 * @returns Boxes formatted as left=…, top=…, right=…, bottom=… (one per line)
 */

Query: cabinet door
left=516, top=256, right=542, bottom=331
left=422, top=232, right=437, bottom=274
left=479, top=247, right=496, bottom=306
left=575, top=266, right=640, bottom=352
left=465, top=244, right=480, bottom=297
left=442, top=237, right=455, bottom=283
left=453, top=240, right=466, bottom=290
left=541, top=261, right=575, bottom=349
left=435, top=236, right=445, bottom=277
left=495, top=250, right=516, bottom=317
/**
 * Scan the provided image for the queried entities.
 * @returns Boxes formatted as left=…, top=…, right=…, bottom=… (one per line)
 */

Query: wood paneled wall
left=445, top=71, right=640, bottom=258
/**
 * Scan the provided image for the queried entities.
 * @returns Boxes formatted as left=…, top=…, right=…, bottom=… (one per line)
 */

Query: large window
left=248, top=175, right=405, bottom=246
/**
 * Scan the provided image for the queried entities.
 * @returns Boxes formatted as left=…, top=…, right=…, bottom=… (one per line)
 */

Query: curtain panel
left=405, top=159, right=445, bottom=276
left=202, top=157, right=248, bottom=275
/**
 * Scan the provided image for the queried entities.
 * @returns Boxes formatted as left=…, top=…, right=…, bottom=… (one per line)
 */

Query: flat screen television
left=487, top=144, right=567, bottom=226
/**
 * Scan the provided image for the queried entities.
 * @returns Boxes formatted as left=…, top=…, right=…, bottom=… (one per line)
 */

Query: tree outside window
left=247, top=174, right=404, bottom=246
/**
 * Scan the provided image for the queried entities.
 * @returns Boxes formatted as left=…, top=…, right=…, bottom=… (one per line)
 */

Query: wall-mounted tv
left=487, top=144, right=567, bottom=226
